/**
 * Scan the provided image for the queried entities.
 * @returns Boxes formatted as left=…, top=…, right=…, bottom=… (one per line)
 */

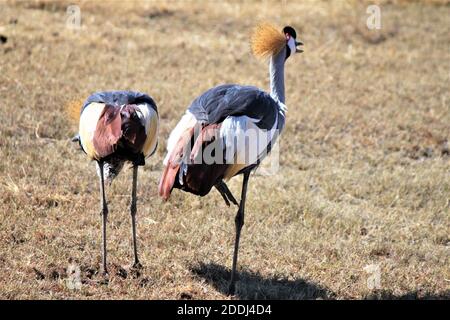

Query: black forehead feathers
left=283, top=26, right=297, bottom=39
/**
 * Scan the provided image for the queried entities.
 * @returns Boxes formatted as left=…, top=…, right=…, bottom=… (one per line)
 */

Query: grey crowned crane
left=158, top=23, right=303, bottom=294
left=71, top=91, right=158, bottom=275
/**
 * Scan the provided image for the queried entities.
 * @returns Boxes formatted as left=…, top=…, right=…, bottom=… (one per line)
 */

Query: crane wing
left=79, top=91, right=159, bottom=161
left=159, top=84, right=285, bottom=199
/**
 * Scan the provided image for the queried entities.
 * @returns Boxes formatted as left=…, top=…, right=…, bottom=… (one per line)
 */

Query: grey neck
left=269, top=46, right=286, bottom=104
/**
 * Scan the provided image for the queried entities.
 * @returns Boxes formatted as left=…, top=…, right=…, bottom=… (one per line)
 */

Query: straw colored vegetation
left=0, top=0, right=448, bottom=299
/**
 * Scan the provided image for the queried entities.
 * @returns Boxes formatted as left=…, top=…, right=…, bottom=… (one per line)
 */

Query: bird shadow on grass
left=190, top=262, right=335, bottom=300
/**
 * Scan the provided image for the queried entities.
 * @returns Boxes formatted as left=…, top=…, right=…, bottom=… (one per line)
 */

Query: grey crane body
left=159, top=24, right=303, bottom=295
left=76, top=90, right=159, bottom=275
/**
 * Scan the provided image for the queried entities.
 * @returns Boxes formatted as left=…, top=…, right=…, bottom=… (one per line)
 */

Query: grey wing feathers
left=188, top=84, right=279, bottom=130
left=81, top=91, right=158, bottom=114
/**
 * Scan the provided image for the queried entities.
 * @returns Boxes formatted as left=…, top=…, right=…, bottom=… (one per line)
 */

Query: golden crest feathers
left=65, top=98, right=84, bottom=125
left=251, top=22, right=286, bottom=59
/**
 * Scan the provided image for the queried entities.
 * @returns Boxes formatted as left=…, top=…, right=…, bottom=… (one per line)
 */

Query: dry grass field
left=0, top=0, right=449, bottom=299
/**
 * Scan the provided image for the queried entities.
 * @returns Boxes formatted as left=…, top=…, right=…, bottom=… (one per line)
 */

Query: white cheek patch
left=287, top=37, right=296, bottom=56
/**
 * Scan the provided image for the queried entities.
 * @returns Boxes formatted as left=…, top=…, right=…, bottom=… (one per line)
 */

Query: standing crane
left=71, top=91, right=158, bottom=275
left=158, top=23, right=303, bottom=294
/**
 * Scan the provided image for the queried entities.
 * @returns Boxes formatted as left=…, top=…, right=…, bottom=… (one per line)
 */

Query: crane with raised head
left=158, top=23, right=303, bottom=294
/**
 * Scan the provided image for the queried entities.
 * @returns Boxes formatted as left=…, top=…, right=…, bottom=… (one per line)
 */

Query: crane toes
left=224, top=191, right=239, bottom=207
left=223, top=197, right=231, bottom=207
left=215, top=182, right=239, bottom=207
left=131, top=261, right=143, bottom=270
left=227, top=194, right=239, bottom=207
left=100, top=267, right=109, bottom=278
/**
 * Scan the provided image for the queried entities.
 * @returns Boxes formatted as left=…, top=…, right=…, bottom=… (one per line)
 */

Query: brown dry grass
left=0, top=0, right=449, bottom=300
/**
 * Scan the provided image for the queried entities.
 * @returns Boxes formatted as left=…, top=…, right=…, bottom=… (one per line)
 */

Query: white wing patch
left=163, top=110, right=198, bottom=166
left=219, top=114, right=279, bottom=167
left=162, top=103, right=285, bottom=182
left=136, top=103, right=159, bottom=157
left=79, top=102, right=158, bottom=160
left=79, top=102, right=105, bottom=159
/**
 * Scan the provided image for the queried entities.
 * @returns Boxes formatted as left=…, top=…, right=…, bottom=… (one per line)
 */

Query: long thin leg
left=215, top=180, right=238, bottom=207
left=228, top=171, right=250, bottom=295
left=130, top=165, right=141, bottom=268
left=98, top=161, right=109, bottom=275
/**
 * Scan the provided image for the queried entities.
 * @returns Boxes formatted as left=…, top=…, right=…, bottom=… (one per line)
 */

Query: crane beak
left=295, top=40, right=304, bottom=53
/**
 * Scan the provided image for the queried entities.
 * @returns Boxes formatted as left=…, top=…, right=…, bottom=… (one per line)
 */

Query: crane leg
left=228, top=171, right=250, bottom=295
left=215, top=181, right=238, bottom=207
left=130, top=165, right=141, bottom=269
left=97, top=161, right=109, bottom=276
